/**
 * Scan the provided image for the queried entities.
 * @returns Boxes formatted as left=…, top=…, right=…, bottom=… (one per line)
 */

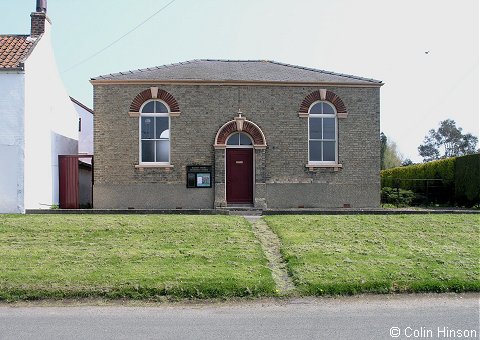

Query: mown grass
left=264, top=214, right=480, bottom=296
left=0, top=215, right=275, bottom=301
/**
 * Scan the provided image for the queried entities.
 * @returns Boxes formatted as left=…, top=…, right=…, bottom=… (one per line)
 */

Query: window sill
left=306, top=163, right=343, bottom=172
left=135, top=164, right=174, bottom=170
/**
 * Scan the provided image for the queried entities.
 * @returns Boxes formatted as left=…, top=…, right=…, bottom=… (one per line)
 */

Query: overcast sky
left=1, top=0, right=478, bottom=162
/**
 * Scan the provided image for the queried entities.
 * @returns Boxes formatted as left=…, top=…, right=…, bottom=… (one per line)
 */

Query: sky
left=1, top=0, right=478, bottom=162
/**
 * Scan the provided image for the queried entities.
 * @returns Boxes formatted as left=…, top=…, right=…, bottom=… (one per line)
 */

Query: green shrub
left=382, top=158, right=455, bottom=206
left=381, top=187, right=415, bottom=207
left=382, top=158, right=455, bottom=189
left=455, top=154, right=480, bottom=207
left=381, top=154, right=480, bottom=207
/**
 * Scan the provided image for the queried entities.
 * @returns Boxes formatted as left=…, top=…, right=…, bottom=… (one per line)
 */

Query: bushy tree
left=381, top=132, right=403, bottom=169
left=418, top=119, right=478, bottom=162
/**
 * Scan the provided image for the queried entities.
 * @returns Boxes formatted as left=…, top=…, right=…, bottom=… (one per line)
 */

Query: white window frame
left=308, top=101, right=338, bottom=165
left=139, top=99, right=171, bottom=165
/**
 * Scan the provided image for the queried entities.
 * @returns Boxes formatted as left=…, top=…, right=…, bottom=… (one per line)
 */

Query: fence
left=381, top=178, right=454, bottom=207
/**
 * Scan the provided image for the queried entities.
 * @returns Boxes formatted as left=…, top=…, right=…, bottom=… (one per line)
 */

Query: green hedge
left=382, top=158, right=455, bottom=187
left=381, top=154, right=479, bottom=207
left=455, top=154, right=480, bottom=207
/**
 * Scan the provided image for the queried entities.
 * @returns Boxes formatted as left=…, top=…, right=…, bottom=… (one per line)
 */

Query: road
left=0, top=294, right=478, bottom=340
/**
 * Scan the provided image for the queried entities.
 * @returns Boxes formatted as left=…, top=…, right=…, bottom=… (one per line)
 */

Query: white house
left=71, top=97, right=94, bottom=207
left=0, top=1, right=79, bottom=213
left=71, top=97, right=94, bottom=161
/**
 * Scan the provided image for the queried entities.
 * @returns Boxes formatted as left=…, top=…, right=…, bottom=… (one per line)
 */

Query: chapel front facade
left=91, top=60, right=382, bottom=209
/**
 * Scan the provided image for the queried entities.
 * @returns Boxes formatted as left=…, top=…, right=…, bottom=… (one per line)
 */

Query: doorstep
left=217, top=205, right=264, bottom=216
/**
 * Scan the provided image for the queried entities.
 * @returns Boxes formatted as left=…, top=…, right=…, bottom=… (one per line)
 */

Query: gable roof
left=91, top=59, right=383, bottom=86
left=0, top=35, right=37, bottom=70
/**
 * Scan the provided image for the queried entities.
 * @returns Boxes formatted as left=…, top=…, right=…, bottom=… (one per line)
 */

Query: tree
left=380, top=132, right=387, bottom=169
left=418, top=119, right=478, bottom=162
left=381, top=132, right=403, bottom=169
left=402, top=158, right=413, bottom=166
left=384, top=140, right=403, bottom=169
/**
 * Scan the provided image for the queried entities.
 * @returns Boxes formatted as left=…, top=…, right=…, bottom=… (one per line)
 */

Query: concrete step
left=216, top=206, right=264, bottom=216
left=228, top=209, right=263, bottom=216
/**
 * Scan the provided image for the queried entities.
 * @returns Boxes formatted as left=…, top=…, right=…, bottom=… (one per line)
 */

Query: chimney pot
left=36, top=0, right=47, bottom=13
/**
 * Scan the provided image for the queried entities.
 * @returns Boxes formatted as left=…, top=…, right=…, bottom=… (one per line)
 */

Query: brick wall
left=93, top=84, right=380, bottom=208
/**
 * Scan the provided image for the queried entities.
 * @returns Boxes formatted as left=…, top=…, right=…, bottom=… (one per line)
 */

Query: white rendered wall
left=24, top=19, right=78, bottom=209
left=0, top=73, right=25, bottom=213
left=73, top=101, right=93, bottom=163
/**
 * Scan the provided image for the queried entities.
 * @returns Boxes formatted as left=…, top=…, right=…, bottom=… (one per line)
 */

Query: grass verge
left=264, top=214, right=479, bottom=295
left=0, top=215, right=275, bottom=301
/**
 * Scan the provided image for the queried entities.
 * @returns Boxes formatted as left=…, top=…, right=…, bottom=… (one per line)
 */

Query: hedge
left=455, top=154, right=480, bottom=207
left=381, top=154, right=479, bottom=207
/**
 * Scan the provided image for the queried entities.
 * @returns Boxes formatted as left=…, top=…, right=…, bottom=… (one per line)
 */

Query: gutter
left=0, top=66, right=26, bottom=73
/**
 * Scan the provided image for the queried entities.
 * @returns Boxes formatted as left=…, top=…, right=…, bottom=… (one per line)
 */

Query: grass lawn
left=0, top=215, right=275, bottom=301
left=264, top=214, right=480, bottom=295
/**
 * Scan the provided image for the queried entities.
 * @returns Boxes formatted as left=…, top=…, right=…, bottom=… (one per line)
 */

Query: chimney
left=30, top=0, right=48, bottom=38
left=36, top=0, right=47, bottom=12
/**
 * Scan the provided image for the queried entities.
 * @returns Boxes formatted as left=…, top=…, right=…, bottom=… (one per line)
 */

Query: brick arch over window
left=129, top=87, right=180, bottom=116
left=299, top=90, right=348, bottom=118
left=214, top=117, right=267, bottom=149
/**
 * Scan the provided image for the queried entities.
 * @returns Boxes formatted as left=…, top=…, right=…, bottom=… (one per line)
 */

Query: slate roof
left=0, top=35, right=37, bottom=69
left=92, top=59, right=383, bottom=85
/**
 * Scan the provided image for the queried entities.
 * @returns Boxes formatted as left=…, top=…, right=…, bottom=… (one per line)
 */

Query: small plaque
left=236, top=161, right=244, bottom=164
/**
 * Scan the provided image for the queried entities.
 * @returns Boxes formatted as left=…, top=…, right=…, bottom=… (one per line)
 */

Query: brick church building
left=91, top=60, right=382, bottom=209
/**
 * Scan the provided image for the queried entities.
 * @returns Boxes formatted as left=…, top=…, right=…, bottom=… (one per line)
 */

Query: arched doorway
left=214, top=114, right=267, bottom=208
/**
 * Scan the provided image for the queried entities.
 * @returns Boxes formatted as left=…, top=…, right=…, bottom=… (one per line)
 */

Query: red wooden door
left=226, top=149, right=253, bottom=204
left=59, top=155, right=79, bottom=209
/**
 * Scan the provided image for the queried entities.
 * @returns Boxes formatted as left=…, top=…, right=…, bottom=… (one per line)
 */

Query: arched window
left=140, top=100, right=170, bottom=164
left=308, top=101, right=337, bottom=164
left=226, top=132, right=253, bottom=146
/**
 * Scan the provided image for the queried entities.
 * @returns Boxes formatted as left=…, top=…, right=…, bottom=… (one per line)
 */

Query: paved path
left=0, top=294, right=478, bottom=340
left=244, top=216, right=295, bottom=295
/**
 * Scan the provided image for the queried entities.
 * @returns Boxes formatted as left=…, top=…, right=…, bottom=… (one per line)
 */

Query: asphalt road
left=0, top=294, right=478, bottom=340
